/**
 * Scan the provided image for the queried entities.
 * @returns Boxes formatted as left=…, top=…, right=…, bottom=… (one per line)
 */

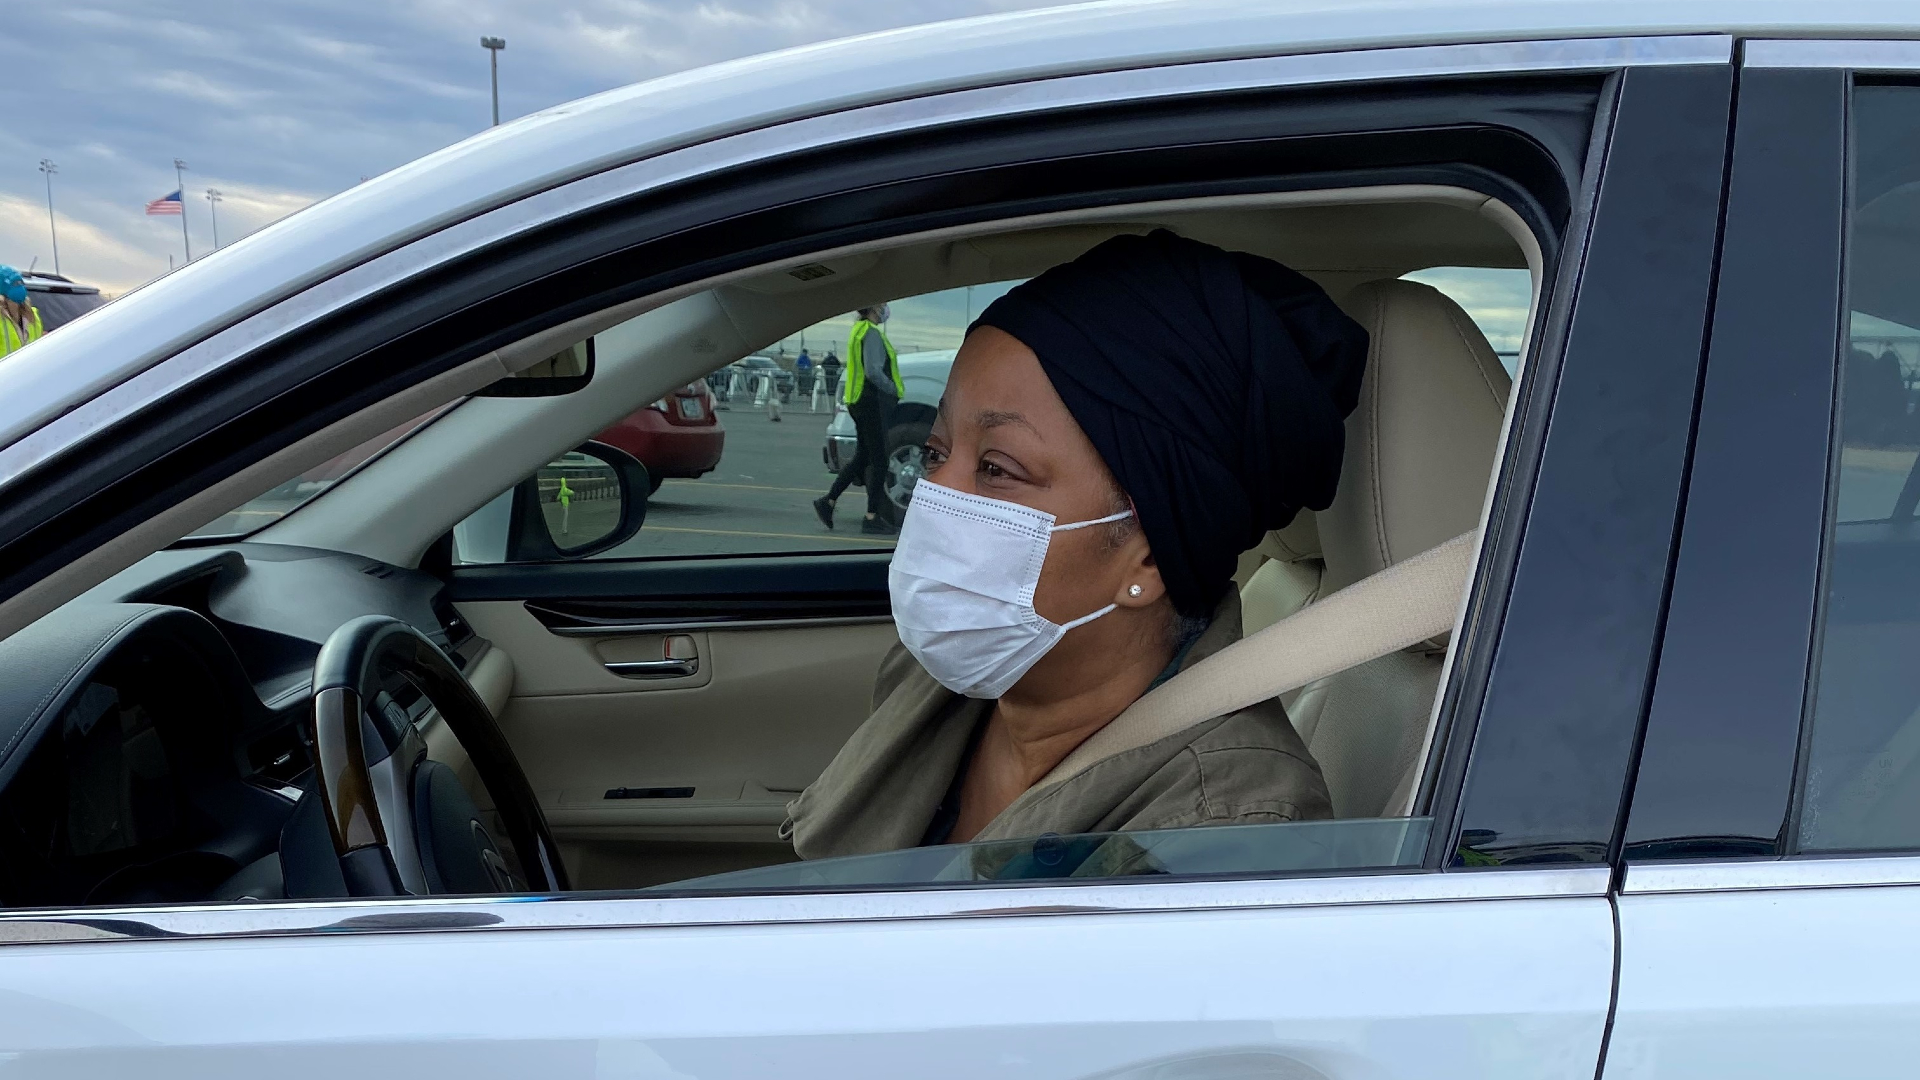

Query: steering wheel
left=309, top=616, right=569, bottom=897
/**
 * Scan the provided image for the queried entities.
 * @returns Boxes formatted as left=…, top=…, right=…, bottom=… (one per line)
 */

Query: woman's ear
left=1112, top=541, right=1168, bottom=609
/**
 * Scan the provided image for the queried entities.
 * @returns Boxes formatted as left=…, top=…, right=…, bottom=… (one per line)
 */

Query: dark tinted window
left=28, top=288, right=105, bottom=331
left=1796, top=84, right=1920, bottom=852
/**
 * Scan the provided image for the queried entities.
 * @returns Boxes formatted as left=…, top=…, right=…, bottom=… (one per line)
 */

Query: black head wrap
left=972, top=229, right=1367, bottom=618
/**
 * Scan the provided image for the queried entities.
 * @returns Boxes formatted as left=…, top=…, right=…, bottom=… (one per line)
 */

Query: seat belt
left=1031, top=530, right=1478, bottom=792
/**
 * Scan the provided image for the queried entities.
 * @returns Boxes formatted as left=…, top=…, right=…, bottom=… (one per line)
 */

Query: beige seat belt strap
left=1032, top=530, right=1478, bottom=792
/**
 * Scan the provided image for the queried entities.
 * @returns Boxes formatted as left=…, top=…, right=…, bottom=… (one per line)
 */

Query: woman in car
left=785, top=230, right=1368, bottom=860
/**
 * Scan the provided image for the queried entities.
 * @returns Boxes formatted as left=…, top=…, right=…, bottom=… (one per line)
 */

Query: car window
left=454, top=270, right=1528, bottom=566
left=454, top=280, right=1024, bottom=563
left=1401, top=266, right=1531, bottom=377
left=1794, top=83, right=1920, bottom=852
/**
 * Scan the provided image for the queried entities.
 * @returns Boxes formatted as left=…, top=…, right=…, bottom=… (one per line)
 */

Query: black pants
left=828, top=391, right=894, bottom=516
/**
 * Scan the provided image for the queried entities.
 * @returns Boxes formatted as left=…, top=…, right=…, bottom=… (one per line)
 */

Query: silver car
left=0, top=3, right=1917, bottom=1076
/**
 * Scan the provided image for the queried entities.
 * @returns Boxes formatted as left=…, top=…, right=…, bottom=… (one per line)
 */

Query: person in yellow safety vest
left=815, top=303, right=905, bottom=535
left=0, top=267, right=45, bottom=358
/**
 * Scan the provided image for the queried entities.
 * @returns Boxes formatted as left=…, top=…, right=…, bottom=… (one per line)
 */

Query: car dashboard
left=0, top=545, right=478, bottom=909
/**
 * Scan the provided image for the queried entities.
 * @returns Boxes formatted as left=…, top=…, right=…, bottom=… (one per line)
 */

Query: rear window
left=28, top=289, right=106, bottom=331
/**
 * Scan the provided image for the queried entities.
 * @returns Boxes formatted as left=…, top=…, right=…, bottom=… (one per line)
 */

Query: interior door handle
left=605, top=634, right=699, bottom=680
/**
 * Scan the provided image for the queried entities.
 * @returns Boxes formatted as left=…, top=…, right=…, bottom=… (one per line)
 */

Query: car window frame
left=1436, top=60, right=1738, bottom=870
left=1622, top=44, right=1920, bottom=891
left=0, top=37, right=1734, bottom=943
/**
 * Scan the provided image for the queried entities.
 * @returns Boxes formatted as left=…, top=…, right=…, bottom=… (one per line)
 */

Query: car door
left=0, top=35, right=1732, bottom=1078
left=450, top=550, right=899, bottom=888
left=1603, top=41, right=1920, bottom=1077
left=417, top=53, right=1737, bottom=902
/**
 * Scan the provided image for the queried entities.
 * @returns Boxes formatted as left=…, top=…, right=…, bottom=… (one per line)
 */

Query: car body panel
left=594, top=383, right=725, bottom=482
left=1610, top=871, right=1920, bottom=1078
left=0, top=889, right=1613, bottom=1080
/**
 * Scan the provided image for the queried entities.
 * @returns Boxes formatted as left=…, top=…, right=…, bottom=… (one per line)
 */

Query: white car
left=822, top=348, right=954, bottom=522
left=0, top=2, right=1918, bottom=1076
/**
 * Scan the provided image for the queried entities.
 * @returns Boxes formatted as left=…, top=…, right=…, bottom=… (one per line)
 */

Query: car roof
left=5, top=0, right=1918, bottom=455
left=22, top=273, right=100, bottom=296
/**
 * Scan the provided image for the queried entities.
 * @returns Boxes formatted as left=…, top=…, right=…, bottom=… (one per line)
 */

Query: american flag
left=144, top=190, right=183, bottom=216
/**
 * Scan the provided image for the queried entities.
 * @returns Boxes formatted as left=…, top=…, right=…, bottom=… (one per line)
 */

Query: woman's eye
left=921, top=445, right=946, bottom=467
left=980, top=459, right=1007, bottom=479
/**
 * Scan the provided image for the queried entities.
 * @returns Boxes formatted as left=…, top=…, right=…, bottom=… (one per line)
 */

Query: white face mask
left=888, top=479, right=1134, bottom=699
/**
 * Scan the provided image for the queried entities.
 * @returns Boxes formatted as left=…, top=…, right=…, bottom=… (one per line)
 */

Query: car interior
left=0, top=183, right=1539, bottom=906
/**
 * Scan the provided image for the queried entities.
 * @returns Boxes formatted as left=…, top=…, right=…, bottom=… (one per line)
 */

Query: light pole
left=173, top=158, right=192, bottom=262
left=205, top=188, right=223, bottom=249
left=37, top=159, right=58, bottom=276
left=481, top=37, right=506, bottom=126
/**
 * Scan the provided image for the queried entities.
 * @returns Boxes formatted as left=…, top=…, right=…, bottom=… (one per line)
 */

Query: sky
left=3, top=0, right=1057, bottom=294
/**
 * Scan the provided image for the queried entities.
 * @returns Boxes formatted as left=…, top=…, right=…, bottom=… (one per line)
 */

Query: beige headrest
left=1257, top=511, right=1321, bottom=563
left=1318, top=279, right=1510, bottom=595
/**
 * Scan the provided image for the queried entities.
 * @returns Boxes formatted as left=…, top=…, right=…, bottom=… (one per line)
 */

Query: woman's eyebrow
left=975, top=409, right=1038, bottom=435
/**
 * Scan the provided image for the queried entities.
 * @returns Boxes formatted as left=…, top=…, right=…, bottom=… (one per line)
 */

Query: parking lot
left=604, top=398, right=896, bottom=559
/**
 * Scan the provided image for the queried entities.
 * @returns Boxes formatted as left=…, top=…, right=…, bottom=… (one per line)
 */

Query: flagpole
left=173, top=159, right=192, bottom=262
left=38, top=160, right=59, bottom=276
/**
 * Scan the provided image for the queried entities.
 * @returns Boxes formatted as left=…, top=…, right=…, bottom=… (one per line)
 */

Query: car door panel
left=0, top=884, right=1613, bottom=1080
left=448, top=551, right=892, bottom=604
left=447, top=550, right=897, bottom=888
left=458, top=599, right=896, bottom=888
left=1608, top=874, right=1920, bottom=1078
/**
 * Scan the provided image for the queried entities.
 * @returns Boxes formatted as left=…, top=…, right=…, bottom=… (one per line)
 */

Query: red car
left=594, top=380, right=725, bottom=493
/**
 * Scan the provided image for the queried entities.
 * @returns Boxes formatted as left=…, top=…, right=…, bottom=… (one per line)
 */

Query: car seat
left=1238, top=278, right=1511, bottom=818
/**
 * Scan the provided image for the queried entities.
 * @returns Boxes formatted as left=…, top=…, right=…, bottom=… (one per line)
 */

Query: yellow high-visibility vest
left=842, top=319, right=903, bottom=405
left=0, top=305, right=44, bottom=358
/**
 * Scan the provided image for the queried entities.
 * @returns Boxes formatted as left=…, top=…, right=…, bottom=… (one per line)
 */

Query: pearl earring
left=1127, top=584, right=1144, bottom=598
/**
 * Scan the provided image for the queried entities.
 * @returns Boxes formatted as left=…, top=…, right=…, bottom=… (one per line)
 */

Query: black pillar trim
left=1621, top=67, right=1848, bottom=860
left=1442, top=64, right=1737, bottom=867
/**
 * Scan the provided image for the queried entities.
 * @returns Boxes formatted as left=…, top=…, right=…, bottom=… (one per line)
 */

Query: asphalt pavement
left=605, top=398, right=897, bottom=559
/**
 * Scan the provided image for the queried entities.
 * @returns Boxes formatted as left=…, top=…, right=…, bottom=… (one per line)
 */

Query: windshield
left=185, top=403, right=458, bottom=539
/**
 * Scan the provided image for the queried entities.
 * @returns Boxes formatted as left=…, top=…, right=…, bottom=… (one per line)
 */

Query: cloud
left=7, top=0, right=1073, bottom=293
left=0, top=193, right=165, bottom=296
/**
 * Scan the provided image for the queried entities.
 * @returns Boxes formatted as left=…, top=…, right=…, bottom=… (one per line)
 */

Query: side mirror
left=502, top=440, right=649, bottom=561
left=474, top=339, right=595, bottom=398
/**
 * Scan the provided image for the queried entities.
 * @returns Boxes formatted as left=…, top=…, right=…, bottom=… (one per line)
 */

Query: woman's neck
left=986, top=611, right=1173, bottom=776
left=990, top=659, right=1162, bottom=787
left=946, top=618, right=1175, bottom=843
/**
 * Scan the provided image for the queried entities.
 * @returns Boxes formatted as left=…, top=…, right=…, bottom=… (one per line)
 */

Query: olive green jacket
left=784, top=592, right=1333, bottom=861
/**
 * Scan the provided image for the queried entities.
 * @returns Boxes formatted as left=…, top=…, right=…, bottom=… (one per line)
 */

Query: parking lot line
left=663, top=480, right=824, bottom=495
left=643, top=524, right=894, bottom=546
